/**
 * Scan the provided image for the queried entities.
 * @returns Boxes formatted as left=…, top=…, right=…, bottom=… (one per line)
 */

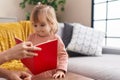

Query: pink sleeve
left=56, top=35, right=68, bottom=72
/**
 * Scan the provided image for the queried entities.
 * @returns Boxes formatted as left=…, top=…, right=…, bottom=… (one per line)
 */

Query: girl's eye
left=41, top=24, right=46, bottom=27
left=34, top=25, right=37, bottom=27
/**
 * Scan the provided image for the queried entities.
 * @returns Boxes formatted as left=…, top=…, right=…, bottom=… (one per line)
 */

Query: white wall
left=58, top=0, right=92, bottom=26
left=0, top=0, right=91, bottom=26
left=0, top=0, right=33, bottom=21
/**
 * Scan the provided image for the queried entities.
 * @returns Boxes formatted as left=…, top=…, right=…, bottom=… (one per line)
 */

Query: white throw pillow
left=67, top=23, right=105, bottom=56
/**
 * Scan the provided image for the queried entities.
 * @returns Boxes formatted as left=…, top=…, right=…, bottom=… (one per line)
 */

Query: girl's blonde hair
left=30, top=3, right=58, bottom=34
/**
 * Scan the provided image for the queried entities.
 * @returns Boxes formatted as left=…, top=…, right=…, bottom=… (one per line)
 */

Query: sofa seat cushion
left=68, top=54, right=120, bottom=80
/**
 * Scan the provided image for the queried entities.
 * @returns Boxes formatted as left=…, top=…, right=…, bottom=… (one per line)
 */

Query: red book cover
left=15, top=38, right=57, bottom=75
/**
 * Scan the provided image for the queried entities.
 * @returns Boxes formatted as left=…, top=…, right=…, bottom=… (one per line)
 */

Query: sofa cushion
left=67, top=23, right=105, bottom=56
left=102, top=46, right=120, bottom=54
left=68, top=54, right=120, bottom=80
left=57, top=23, right=82, bottom=57
left=62, top=23, right=73, bottom=48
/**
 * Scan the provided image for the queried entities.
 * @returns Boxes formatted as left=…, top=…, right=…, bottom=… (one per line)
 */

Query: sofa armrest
left=102, top=46, right=120, bottom=55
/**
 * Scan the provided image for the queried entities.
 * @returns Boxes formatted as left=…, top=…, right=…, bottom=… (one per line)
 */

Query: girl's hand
left=52, top=70, right=65, bottom=79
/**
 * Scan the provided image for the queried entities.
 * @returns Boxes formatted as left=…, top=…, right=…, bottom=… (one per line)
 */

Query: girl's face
left=33, top=14, right=51, bottom=37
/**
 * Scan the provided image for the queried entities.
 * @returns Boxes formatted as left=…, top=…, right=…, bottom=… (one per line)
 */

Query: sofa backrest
left=0, top=17, right=17, bottom=23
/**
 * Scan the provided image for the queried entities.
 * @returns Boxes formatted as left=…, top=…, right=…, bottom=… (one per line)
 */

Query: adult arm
left=0, top=41, right=41, bottom=65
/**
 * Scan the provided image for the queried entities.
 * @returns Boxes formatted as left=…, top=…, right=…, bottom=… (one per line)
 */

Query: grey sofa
left=58, top=23, right=120, bottom=80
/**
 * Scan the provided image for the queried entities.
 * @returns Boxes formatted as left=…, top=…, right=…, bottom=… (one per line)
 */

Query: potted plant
left=20, top=0, right=66, bottom=20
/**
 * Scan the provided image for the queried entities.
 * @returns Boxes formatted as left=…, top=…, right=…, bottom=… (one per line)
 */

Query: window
left=92, top=0, right=120, bottom=48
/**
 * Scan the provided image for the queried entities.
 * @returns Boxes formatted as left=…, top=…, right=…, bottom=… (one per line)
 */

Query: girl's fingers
left=53, top=73, right=65, bottom=79
left=53, top=74, right=57, bottom=79
left=62, top=74, right=65, bottom=78
left=59, top=74, right=63, bottom=78
left=53, top=74, right=60, bottom=79
left=54, top=74, right=59, bottom=79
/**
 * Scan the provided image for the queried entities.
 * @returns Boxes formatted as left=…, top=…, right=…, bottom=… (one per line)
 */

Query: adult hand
left=2, top=69, right=32, bottom=80
left=9, top=71, right=32, bottom=80
left=6, top=41, right=41, bottom=60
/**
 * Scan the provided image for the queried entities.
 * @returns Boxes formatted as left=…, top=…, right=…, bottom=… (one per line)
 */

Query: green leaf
left=58, top=0, right=65, bottom=4
left=25, top=12, right=30, bottom=20
left=19, top=2, right=25, bottom=8
left=61, top=7, right=64, bottom=11
left=51, top=1, right=58, bottom=11
left=41, top=0, right=48, bottom=4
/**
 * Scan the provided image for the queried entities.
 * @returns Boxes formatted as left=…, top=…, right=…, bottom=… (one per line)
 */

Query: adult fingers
left=23, top=44, right=41, bottom=51
left=22, top=42, right=41, bottom=51
left=24, top=41, right=33, bottom=46
left=23, top=75, right=32, bottom=80
left=21, top=72, right=32, bottom=80
left=27, top=46, right=41, bottom=51
left=13, top=76, right=22, bottom=80
left=21, top=50, right=38, bottom=58
left=26, top=52, right=38, bottom=57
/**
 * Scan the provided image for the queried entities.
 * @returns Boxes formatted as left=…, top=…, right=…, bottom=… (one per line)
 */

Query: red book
left=15, top=38, right=57, bottom=75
